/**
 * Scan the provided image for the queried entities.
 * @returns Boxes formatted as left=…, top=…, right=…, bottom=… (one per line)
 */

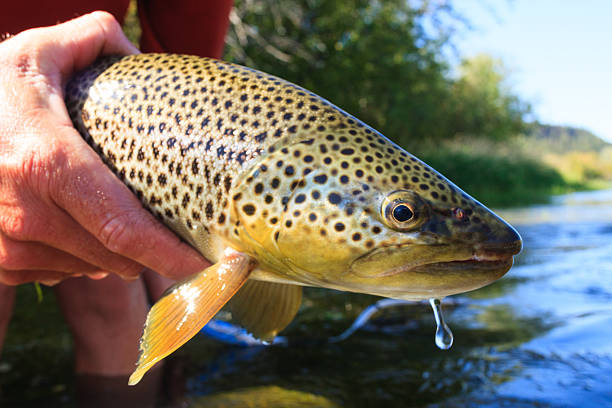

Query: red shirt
left=1, top=0, right=233, bottom=58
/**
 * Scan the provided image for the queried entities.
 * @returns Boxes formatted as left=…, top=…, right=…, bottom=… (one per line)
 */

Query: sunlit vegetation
left=418, top=145, right=568, bottom=208
left=519, top=124, right=612, bottom=190
left=122, top=0, right=612, bottom=206
left=224, top=0, right=612, bottom=207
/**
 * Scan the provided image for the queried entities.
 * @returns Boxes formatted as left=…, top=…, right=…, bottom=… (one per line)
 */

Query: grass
left=418, top=149, right=569, bottom=207
left=541, top=150, right=612, bottom=184
left=412, top=136, right=611, bottom=208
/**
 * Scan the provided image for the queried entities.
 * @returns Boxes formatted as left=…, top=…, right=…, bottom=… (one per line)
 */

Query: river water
left=2, top=189, right=612, bottom=407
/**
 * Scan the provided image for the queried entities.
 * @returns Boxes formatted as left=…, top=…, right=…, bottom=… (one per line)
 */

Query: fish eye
left=381, top=190, right=428, bottom=231
left=392, top=204, right=414, bottom=222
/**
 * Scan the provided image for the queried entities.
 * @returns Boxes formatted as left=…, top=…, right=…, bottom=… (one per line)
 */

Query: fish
left=64, top=53, right=522, bottom=385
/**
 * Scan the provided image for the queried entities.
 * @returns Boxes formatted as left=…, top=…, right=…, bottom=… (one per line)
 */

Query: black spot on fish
left=201, top=117, right=210, bottom=129
left=242, top=204, right=256, bottom=216
left=205, top=202, right=214, bottom=220
left=181, top=193, right=190, bottom=209
left=328, top=193, right=342, bottom=205
left=237, top=151, right=247, bottom=164
left=314, top=175, right=327, bottom=184
left=217, top=146, right=226, bottom=158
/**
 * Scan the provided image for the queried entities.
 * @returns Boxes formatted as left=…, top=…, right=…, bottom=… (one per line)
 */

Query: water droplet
left=429, top=298, right=453, bottom=350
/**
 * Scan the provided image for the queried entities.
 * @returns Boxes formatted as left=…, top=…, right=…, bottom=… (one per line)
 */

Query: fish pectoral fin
left=229, top=280, right=303, bottom=341
left=128, top=249, right=255, bottom=386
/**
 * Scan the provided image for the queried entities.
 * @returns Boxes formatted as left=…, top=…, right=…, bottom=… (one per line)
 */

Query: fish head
left=233, top=126, right=521, bottom=301
left=345, top=184, right=522, bottom=300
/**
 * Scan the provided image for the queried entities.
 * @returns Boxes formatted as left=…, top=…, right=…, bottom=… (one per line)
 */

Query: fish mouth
left=348, top=241, right=519, bottom=300
left=421, top=238, right=522, bottom=274
left=408, top=256, right=513, bottom=275
left=421, top=234, right=522, bottom=273
left=352, top=238, right=521, bottom=279
left=378, top=250, right=515, bottom=278
left=473, top=238, right=522, bottom=259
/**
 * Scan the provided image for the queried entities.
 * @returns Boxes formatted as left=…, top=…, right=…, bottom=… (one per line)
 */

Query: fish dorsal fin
left=128, top=249, right=255, bottom=385
left=229, top=280, right=303, bottom=341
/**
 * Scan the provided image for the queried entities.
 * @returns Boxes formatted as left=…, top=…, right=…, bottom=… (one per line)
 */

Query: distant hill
left=527, top=124, right=610, bottom=153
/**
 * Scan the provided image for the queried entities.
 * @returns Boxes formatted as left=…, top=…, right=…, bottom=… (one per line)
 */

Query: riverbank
left=413, top=137, right=612, bottom=208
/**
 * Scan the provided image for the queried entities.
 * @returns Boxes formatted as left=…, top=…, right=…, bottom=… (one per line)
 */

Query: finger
left=40, top=279, right=64, bottom=287
left=0, top=269, right=69, bottom=286
left=41, top=12, right=140, bottom=119
left=15, top=203, right=147, bottom=279
left=88, top=272, right=109, bottom=280
left=0, top=233, right=101, bottom=275
left=47, top=11, right=140, bottom=79
left=0, top=131, right=146, bottom=279
left=51, top=127, right=211, bottom=280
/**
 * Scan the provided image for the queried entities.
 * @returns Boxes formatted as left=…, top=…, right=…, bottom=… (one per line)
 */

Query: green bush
left=417, top=149, right=568, bottom=207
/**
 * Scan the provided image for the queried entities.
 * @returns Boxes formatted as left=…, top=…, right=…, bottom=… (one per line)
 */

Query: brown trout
left=64, top=53, right=522, bottom=385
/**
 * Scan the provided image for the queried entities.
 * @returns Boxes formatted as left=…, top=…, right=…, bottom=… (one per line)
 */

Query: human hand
left=0, top=12, right=210, bottom=286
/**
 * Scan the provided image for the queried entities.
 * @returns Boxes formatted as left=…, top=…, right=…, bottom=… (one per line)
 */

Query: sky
left=452, top=0, right=612, bottom=142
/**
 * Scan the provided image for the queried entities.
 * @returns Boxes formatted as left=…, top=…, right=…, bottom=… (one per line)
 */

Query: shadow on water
left=3, top=189, right=612, bottom=407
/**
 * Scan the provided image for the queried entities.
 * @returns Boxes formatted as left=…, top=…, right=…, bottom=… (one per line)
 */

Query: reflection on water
left=497, top=188, right=612, bottom=225
left=2, top=189, right=612, bottom=407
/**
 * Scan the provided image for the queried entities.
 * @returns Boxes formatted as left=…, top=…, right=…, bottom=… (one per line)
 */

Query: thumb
left=47, top=11, right=140, bottom=79
left=6, top=11, right=141, bottom=126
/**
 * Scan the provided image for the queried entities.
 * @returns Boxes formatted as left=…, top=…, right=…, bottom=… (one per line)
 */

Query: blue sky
left=453, top=1, right=612, bottom=142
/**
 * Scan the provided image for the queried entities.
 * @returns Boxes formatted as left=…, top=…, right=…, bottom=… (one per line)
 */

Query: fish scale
left=66, top=53, right=320, bottom=261
left=64, top=53, right=522, bottom=385
left=66, top=53, right=494, bottom=267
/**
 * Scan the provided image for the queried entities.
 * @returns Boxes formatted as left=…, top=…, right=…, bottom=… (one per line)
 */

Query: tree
left=224, top=1, right=530, bottom=147
left=449, top=54, right=530, bottom=140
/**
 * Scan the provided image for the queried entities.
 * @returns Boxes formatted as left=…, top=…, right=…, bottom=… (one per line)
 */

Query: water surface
left=2, top=189, right=612, bottom=407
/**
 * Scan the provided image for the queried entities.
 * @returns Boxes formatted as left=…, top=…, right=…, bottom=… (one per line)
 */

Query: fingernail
left=87, top=272, right=109, bottom=280
left=40, top=279, right=61, bottom=286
